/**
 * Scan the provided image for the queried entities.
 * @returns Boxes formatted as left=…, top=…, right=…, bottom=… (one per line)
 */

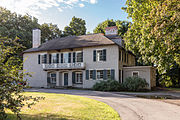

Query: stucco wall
left=123, top=66, right=156, bottom=89
left=23, top=52, right=47, bottom=88
left=83, top=45, right=119, bottom=88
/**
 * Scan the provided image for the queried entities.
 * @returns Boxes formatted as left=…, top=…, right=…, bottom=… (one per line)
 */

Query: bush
left=93, top=80, right=121, bottom=91
left=122, top=77, right=149, bottom=91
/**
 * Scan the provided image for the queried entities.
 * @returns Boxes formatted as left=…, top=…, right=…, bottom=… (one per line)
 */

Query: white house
left=23, top=26, right=156, bottom=89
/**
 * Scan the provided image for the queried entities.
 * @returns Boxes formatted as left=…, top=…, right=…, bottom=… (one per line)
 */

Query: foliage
left=7, top=92, right=120, bottom=120
left=123, top=0, right=180, bottom=87
left=93, top=80, right=121, bottom=91
left=122, top=77, right=149, bottom=91
left=0, top=37, right=44, bottom=120
left=63, top=16, right=86, bottom=36
left=40, top=23, right=62, bottom=43
left=93, top=19, right=131, bottom=38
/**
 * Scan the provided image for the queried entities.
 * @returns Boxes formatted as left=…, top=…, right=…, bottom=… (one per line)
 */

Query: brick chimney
left=32, top=29, right=41, bottom=48
left=105, top=26, right=118, bottom=35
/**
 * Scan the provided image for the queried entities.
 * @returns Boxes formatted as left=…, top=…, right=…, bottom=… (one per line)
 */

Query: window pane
left=52, top=54, right=57, bottom=63
left=76, top=52, right=82, bottom=62
left=97, top=70, right=103, bottom=79
left=107, top=70, right=111, bottom=79
left=97, top=50, right=103, bottom=61
left=90, top=70, right=93, bottom=79
left=133, top=72, right=138, bottom=77
left=63, top=53, right=68, bottom=63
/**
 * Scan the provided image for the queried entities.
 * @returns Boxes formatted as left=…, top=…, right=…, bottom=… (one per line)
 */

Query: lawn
left=7, top=92, right=120, bottom=120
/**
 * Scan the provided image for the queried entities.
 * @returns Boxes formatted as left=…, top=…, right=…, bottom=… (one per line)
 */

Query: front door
left=64, top=73, right=68, bottom=86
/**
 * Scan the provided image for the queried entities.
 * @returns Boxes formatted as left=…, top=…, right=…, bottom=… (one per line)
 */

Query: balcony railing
left=42, top=63, right=85, bottom=70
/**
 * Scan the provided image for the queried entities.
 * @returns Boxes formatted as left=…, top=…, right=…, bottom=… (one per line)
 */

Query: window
left=42, top=54, right=47, bottom=64
left=76, top=52, right=83, bottom=62
left=52, top=53, right=57, bottom=63
left=132, top=71, right=139, bottom=77
left=63, top=53, right=68, bottom=63
left=93, top=49, right=106, bottom=62
left=97, top=50, right=104, bottom=61
left=107, top=70, right=111, bottom=79
left=89, top=70, right=93, bottom=79
left=50, top=73, right=56, bottom=84
left=75, top=72, right=83, bottom=83
left=97, top=70, right=103, bottom=79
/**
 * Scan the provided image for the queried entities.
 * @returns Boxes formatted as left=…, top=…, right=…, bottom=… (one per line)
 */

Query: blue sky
left=0, top=0, right=131, bottom=32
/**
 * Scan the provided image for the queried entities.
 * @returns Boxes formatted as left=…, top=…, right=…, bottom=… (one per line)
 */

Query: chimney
left=105, top=26, right=118, bottom=35
left=32, top=29, right=41, bottom=48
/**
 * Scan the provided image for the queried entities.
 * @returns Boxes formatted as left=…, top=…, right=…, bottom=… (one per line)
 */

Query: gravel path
left=26, top=88, right=180, bottom=120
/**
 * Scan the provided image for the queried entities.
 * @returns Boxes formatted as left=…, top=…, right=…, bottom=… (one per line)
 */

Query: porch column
left=68, top=71, right=72, bottom=86
left=56, top=71, right=60, bottom=86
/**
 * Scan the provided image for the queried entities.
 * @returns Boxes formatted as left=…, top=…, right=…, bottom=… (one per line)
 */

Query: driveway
left=26, top=88, right=180, bottom=120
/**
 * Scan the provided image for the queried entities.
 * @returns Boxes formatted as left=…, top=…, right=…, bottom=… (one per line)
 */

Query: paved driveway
left=26, top=88, right=180, bottom=120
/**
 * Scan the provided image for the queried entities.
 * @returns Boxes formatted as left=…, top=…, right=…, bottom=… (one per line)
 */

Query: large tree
left=63, top=16, right=86, bottom=36
left=93, top=19, right=131, bottom=38
left=123, top=0, right=180, bottom=87
left=0, top=37, right=43, bottom=119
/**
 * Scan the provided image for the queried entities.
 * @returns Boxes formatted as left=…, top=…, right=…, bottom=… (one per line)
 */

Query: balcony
left=42, top=63, right=85, bottom=70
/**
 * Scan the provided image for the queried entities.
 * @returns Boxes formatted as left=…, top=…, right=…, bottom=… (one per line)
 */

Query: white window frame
left=51, top=53, right=57, bottom=63
left=96, top=70, right=103, bottom=80
left=132, top=71, right=139, bottom=77
left=75, top=72, right=83, bottom=83
left=76, top=51, right=83, bottom=63
left=96, top=49, right=104, bottom=62
left=63, top=52, right=69, bottom=63
left=50, top=73, right=56, bottom=84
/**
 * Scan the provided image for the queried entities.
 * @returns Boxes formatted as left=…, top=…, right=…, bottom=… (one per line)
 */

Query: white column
left=68, top=71, right=72, bottom=86
left=56, top=72, right=59, bottom=86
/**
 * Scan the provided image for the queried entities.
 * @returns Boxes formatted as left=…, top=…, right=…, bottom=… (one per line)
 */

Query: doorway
left=64, top=73, right=68, bottom=86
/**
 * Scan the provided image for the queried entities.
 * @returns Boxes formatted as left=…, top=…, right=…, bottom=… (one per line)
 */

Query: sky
left=0, top=0, right=131, bottom=32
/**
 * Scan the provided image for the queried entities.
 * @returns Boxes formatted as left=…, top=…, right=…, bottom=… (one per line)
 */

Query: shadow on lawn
left=7, top=113, right=70, bottom=120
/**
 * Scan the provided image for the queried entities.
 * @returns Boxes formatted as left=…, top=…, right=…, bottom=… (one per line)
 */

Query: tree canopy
left=93, top=19, right=131, bottom=38
left=63, top=16, right=86, bottom=36
left=123, top=0, right=180, bottom=87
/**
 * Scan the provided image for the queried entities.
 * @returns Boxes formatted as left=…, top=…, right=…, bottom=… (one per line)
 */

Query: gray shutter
left=103, top=49, right=106, bottom=61
left=103, top=70, right=107, bottom=80
left=73, top=52, right=76, bottom=63
left=68, top=53, right=71, bottom=63
left=111, top=69, right=115, bottom=80
left=38, top=55, right=41, bottom=64
left=61, top=53, right=63, bottom=63
left=93, top=70, right=96, bottom=80
left=119, top=50, right=121, bottom=61
left=72, top=72, right=75, bottom=84
left=49, top=54, right=52, bottom=64
left=86, top=70, right=89, bottom=80
left=93, top=50, right=96, bottom=62
left=44, top=54, right=47, bottom=64
left=56, top=54, right=59, bottom=63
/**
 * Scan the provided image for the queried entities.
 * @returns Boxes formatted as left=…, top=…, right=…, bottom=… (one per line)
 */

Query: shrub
left=93, top=80, right=121, bottom=91
left=122, top=77, right=149, bottom=91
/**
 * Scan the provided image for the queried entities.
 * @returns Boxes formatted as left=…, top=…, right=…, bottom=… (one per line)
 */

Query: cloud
left=79, top=3, right=85, bottom=7
left=0, top=0, right=98, bottom=17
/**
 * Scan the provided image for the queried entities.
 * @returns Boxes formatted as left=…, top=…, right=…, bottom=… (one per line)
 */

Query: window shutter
left=119, top=50, right=121, bottom=61
left=44, top=54, right=47, bottom=64
left=103, top=70, right=107, bottom=80
left=68, top=53, right=71, bottom=63
left=49, top=54, right=52, bottom=64
left=61, top=53, right=63, bottom=63
left=81, top=52, right=83, bottom=62
left=56, top=54, right=59, bottom=63
left=72, top=72, right=75, bottom=84
left=111, top=69, right=115, bottom=80
left=73, top=52, right=76, bottom=63
left=38, top=55, right=41, bottom=64
left=93, top=50, right=96, bottom=62
left=93, top=70, right=96, bottom=80
left=103, top=49, right=106, bottom=61
left=86, top=70, right=89, bottom=80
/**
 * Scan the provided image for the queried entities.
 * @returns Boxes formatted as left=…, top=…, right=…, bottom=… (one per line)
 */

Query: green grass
left=7, top=92, right=120, bottom=120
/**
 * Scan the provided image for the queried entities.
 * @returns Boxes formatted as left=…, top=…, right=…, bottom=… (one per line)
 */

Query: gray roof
left=24, top=34, right=118, bottom=53
left=23, top=33, right=135, bottom=56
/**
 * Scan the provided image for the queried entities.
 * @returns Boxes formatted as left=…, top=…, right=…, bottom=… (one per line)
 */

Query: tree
left=123, top=0, right=180, bottom=87
left=0, top=37, right=43, bottom=119
left=40, top=23, right=62, bottom=43
left=63, top=16, right=86, bottom=36
left=93, top=19, right=131, bottom=38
